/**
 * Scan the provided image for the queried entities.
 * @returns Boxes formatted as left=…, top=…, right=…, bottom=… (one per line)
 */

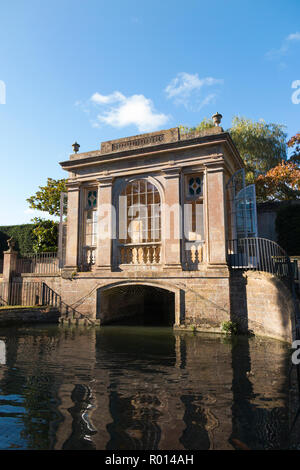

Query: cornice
left=59, top=132, right=243, bottom=171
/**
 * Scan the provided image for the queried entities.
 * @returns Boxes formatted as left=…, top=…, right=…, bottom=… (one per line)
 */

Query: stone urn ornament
left=212, top=112, right=223, bottom=127
left=7, top=237, right=16, bottom=252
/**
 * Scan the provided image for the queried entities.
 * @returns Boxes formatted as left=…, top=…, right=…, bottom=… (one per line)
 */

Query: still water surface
left=0, top=325, right=292, bottom=450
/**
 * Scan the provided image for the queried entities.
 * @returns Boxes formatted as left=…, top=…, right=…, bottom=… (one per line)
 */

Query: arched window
left=119, top=179, right=161, bottom=244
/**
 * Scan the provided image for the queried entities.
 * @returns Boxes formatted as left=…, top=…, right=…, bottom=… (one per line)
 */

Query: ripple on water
left=0, top=325, right=292, bottom=450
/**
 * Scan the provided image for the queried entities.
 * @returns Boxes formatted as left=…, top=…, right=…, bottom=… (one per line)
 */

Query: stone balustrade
left=184, top=241, right=204, bottom=269
left=118, top=243, right=161, bottom=265
left=82, top=247, right=97, bottom=271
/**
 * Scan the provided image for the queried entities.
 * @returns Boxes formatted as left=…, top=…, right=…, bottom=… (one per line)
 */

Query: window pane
left=120, top=180, right=161, bottom=243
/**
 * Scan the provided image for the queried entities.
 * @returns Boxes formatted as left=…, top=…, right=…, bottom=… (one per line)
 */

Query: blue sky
left=0, top=0, right=299, bottom=225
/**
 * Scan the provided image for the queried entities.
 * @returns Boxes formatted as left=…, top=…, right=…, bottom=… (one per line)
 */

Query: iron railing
left=41, top=283, right=95, bottom=325
left=227, top=237, right=291, bottom=278
left=16, top=252, right=60, bottom=275
left=0, top=281, right=96, bottom=325
left=0, top=281, right=43, bottom=306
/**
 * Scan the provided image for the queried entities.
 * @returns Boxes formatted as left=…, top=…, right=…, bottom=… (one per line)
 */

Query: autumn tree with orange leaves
left=288, top=133, right=300, bottom=165
left=255, top=134, right=300, bottom=202
left=256, top=161, right=300, bottom=201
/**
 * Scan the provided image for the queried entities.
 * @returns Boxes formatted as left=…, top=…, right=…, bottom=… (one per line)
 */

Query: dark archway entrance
left=97, top=285, right=175, bottom=326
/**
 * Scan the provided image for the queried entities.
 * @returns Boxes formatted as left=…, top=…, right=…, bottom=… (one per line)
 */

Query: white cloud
left=90, top=92, right=169, bottom=132
left=91, top=91, right=126, bottom=105
left=199, top=93, right=217, bottom=109
left=165, top=72, right=223, bottom=109
left=266, top=32, right=300, bottom=61
left=287, top=32, right=300, bottom=41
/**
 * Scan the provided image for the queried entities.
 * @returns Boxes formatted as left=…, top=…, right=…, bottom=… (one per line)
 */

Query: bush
left=276, top=204, right=300, bottom=255
left=0, top=224, right=35, bottom=257
left=221, top=321, right=239, bottom=335
left=31, top=219, right=58, bottom=253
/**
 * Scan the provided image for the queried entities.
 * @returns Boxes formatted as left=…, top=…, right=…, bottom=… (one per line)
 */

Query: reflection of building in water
left=230, top=337, right=289, bottom=450
left=0, top=340, right=6, bottom=365
left=0, top=327, right=290, bottom=450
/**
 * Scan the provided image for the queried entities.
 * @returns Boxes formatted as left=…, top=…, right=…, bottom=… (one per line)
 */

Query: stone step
left=58, top=316, right=99, bottom=327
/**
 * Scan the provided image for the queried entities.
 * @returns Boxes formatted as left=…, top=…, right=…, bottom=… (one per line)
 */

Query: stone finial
left=72, top=142, right=80, bottom=153
left=212, top=112, right=223, bottom=127
left=6, top=237, right=16, bottom=252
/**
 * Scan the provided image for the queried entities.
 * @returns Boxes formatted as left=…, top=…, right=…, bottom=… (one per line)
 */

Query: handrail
left=41, top=283, right=95, bottom=325
left=16, top=252, right=60, bottom=275
left=227, top=237, right=290, bottom=278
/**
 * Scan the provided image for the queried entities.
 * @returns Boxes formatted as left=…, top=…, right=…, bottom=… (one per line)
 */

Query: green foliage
left=221, top=321, right=239, bottom=335
left=0, top=224, right=35, bottom=257
left=288, top=133, right=300, bottom=165
left=275, top=204, right=300, bottom=255
left=180, top=116, right=288, bottom=187
left=31, top=218, right=58, bottom=253
left=230, top=116, right=287, bottom=184
left=27, top=178, right=67, bottom=217
left=180, top=117, right=215, bottom=134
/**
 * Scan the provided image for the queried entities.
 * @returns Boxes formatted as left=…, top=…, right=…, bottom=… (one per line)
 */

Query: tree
left=31, top=218, right=58, bottom=253
left=255, top=161, right=300, bottom=202
left=27, top=178, right=67, bottom=217
left=26, top=178, right=66, bottom=253
left=180, top=117, right=215, bottom=134
left=288, top=133, right=300, bottom=165
left=181, top=116, right=288, bottom=185
left=229, top=116, right=287, bottom=184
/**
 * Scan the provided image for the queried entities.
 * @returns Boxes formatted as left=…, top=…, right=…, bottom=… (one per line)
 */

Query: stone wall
left=8, top=268, right=296, bottom=343
left=0, top=307, right=59, bottom=326
left=230, top=270, right=295, bottom=342
left=57, top=267, right=231, bottom=331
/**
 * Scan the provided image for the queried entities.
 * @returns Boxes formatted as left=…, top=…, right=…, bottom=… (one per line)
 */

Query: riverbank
left=0, top=306, right=60, bottom=326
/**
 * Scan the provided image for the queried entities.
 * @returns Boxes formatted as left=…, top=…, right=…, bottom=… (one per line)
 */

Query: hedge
left=0, top=224, right=35, bottom=257
left=276, top=204, right=300, bottom=256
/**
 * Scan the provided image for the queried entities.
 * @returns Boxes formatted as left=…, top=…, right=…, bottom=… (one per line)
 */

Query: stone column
left=96, top=176, right=114, bottom=271
left=206, top=165, right=227, bottom=265
left=163, top=168, right=182, bottom=269
left=64, top=181, right=80, bottom=269
left=3, top=245, right=18, bottom=282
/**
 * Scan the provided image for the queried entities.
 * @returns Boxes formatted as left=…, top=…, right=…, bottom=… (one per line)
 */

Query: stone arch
left=96, top=280, right=182, bottom=326
left=112, top=176, right=165, bottom=266
left=113, top=175, right=165, bottom=207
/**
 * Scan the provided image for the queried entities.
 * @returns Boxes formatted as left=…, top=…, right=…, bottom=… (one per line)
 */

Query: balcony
left=81, top=246, right=97, bottom=271
left=184, top=241, right=204, bottom=270
left=118, top=242, right=162, bottom=266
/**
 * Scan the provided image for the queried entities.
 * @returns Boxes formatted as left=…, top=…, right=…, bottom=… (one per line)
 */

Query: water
left=0, top=325, right=292, bottom=450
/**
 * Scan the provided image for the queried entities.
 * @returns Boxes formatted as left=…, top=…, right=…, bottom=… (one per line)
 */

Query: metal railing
left=227, top=238, right=291, bottom=278
left=41, top=283, right=95, bottom=325
left=0, top=281, right=43, bottom=306
left=16, top=252, right=60, bottom=275
left=0, top=281, right=96, bottom=325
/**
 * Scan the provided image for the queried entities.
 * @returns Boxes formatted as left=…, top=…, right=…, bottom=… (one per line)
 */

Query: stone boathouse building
left=59, top=115, right=244, bottom=329
left=1, top=114, right=296, bottom=341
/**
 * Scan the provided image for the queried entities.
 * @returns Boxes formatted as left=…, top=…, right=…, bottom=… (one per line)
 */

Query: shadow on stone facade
left=229, top=270, right=294, bottom=342
left=229, top=270, right=249, bottom=334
